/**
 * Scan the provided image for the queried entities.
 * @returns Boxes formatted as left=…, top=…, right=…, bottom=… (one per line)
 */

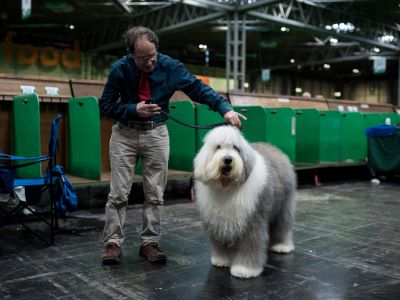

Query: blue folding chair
left=0, top=114, right=62, bottom=245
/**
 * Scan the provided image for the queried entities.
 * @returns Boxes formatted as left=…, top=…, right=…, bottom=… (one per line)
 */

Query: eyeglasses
left=134, top=53, right=157, bottom=62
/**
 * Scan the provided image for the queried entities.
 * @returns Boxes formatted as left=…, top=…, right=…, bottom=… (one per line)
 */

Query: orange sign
left=2, top=33, right=81, bottom=69
left=196, top=75, right=210, bottom=85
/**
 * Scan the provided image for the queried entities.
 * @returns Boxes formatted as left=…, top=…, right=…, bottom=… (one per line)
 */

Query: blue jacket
left=99, top=53, right=232, bottom=123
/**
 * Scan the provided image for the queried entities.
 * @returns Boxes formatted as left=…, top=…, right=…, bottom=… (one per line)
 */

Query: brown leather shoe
left=139, top=242, right=167, bottom=263
left=102, top=243, right=122, bottom=265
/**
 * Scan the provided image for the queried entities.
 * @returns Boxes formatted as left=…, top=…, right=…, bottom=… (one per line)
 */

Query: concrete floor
left=0, top=181, right=399, bottom=299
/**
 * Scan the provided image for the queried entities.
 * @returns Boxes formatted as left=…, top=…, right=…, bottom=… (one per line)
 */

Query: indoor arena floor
left=0, top=181, right=399, bottom=299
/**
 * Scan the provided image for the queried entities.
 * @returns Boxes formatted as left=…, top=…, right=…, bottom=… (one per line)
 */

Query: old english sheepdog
left=194, top=125, right=297, bottom=279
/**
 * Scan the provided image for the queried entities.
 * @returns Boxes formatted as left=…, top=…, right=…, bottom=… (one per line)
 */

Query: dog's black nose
left=223, top=156, right=232, bottom=165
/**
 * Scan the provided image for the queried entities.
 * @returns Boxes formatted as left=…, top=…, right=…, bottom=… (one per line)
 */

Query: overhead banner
left=261, top=68, right=270, bottom=82
left=373, top=57, right=386, bottom=75
left=22, top=0, right=32, bottom=20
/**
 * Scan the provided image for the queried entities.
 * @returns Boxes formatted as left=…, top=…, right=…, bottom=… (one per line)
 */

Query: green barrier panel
left=295, top=109, right=320, bottom=164
left=68, top=97, right=101, bottom=179
left=319, top=110, right=342, bottom=163
left=196, top=104, right=226, bottom=151
left=341, top=112, right=366, bottom=162
left=395, top=113, right=400, bottom=126
left=12, top=93, right=42, bottom=178
left=363, top=112, right=385, bottom=129
left=234, top=106, right=296, bottom=162
left=167, top=101, right=196, bottom=171
left=264, top=108, right=296, bottom=162
left=233, top=106, right=267, bottom=143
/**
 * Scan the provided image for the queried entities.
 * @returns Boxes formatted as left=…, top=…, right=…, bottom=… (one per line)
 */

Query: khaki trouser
left=103, top=123, right=169, bottom=247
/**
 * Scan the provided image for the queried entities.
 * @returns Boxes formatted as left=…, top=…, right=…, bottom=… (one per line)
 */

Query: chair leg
left=0, top=203, right=53, bottom=245
left=49, top=183, right=56, bottom=245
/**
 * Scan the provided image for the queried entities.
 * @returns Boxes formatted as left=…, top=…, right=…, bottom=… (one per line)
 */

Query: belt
left=118, top=120, right=166, bottom=130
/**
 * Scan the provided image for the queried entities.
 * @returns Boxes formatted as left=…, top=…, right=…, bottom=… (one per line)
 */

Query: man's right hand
left=136, top=101, right=161, bottom=118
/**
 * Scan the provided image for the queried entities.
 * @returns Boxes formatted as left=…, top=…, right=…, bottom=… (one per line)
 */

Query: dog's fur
left=194, top=126, right=296, bottom=279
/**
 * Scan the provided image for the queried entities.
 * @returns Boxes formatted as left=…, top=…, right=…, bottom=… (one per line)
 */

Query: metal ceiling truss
left=84, top=0, right=400, bottom=84
left=226, top=11, right=247, bottom=91
left=85, top=2, right=226, bottom=52
left=257, top=44, right=370, bottom=71
left=246, top=0, right=400, bottom=66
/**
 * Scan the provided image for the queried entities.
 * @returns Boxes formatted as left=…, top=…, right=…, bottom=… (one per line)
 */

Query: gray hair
left=123, top=26, right=159, bottom=53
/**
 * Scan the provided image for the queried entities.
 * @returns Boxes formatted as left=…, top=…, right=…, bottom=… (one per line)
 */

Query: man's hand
left=223, top=110, right=247, bottom=128
left=136, top=101, right=161, bottom=118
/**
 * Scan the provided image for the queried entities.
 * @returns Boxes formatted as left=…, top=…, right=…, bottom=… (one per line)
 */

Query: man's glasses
left=134, top=53, right=157, bottom=62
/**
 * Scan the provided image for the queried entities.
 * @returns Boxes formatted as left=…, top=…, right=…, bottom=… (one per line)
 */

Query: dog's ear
left=193, top=144, right=211, bottom=181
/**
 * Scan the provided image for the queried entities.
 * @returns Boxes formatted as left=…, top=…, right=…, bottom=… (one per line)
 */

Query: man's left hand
left=223, top=110, right=247, bottom=128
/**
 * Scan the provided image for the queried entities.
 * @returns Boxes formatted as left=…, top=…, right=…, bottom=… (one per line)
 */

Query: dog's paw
left=269, top=243, right=294, bottom=253
left=230, top=265, right=263, bottom=279
left=211, top=255, right=230, bottom=267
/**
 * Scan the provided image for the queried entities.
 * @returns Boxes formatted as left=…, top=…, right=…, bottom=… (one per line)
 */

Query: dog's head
left=194, top=126, right=256, bottom=188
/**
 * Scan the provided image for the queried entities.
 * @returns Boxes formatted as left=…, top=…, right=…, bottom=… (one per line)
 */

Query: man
left=99, top=26, right=246, bottom=265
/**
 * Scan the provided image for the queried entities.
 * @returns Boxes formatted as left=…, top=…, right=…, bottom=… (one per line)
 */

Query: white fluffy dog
left=194, top=126, right=296, bottom=279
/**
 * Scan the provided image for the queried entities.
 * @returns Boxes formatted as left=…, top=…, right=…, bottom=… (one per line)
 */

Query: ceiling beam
left=247, top=0, right=400, bottom=51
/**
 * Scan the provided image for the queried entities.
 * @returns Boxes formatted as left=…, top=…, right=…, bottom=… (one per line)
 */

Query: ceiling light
left=334, top=91, right=341, bottom=97
left=290, top=58, right=295, bottom=63
left=372, top=47, right=381, bottom=53
left=198, top=44, right=207, bottom=50
left=281, top=27, right=289, bottom=32
left=323, top=64, right=330, bottom=69
left=330, top=38, right=338, bottom=44
left=295, top=87, right=302, bottom=93
left=379, top=35, right=396, bottom=43
left=326, top=22, right=355, bottom=33
left=352, top=69, right=360, bottom=74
